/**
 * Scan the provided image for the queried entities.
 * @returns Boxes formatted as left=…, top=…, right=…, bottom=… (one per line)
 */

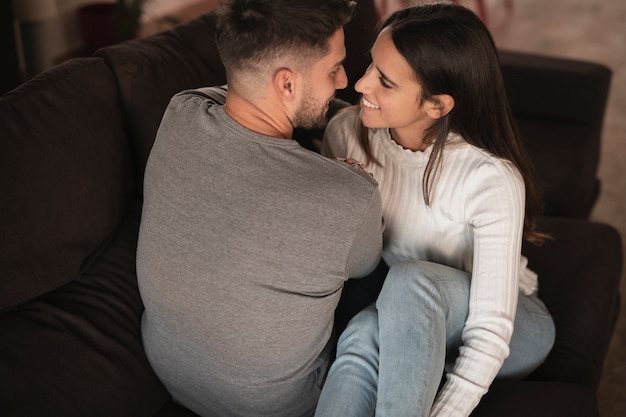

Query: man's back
left=137, top=87, right=382, bottom=416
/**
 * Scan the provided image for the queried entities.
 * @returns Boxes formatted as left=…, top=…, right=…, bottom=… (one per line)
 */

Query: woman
left=315, top=3, right=556, bottom=417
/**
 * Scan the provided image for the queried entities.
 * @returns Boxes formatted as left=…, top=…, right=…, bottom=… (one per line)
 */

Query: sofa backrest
left=0, top=58, right=135, bottom=311
left=97, top=12, right=226, bottom=195
left=499, top=50, right=612, bottom=218
left=499, top=50, right=611, bottom=128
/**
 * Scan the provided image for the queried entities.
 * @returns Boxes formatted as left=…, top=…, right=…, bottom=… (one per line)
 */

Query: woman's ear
left=426, top=94, right=455, bottom=119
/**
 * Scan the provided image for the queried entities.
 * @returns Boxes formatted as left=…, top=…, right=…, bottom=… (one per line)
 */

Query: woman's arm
left=431, top=160, right=526, bottom=417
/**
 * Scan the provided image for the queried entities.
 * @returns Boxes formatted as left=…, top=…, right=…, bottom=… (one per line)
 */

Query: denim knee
left=377, top=261, right=460, bottom=317
left=337, top=303, right=379, bottom=353
left=377, top=261, right=472, bottom=352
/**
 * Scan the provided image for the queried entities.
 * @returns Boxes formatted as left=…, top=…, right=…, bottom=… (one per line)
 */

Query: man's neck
left=224, top=91, right=293, bottom=139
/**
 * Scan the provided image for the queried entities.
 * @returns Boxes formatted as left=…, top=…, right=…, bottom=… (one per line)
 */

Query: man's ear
left=426, top=94, right=455, bottom=119
left=274, top=68, right=297, bottom=101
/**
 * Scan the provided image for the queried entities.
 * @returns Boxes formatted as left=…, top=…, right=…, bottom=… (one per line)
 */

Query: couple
left=136, top=1, right=555, bottom=417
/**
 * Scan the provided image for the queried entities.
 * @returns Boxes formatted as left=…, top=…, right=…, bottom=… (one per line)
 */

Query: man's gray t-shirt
left=137, top=87, right=383, bottom=416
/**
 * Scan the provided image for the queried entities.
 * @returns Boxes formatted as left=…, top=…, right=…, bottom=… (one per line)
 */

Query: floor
left=173, top=0, right=626, bottom=414
left=477, top=1, right=626, bottom=416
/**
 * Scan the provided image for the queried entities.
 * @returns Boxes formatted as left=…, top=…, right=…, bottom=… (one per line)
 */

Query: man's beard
left=293, top=88, right=329, bottom=130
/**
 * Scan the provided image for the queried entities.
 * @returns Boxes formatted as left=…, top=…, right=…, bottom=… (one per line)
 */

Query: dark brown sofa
left=0, top=3, right=621, bottom=417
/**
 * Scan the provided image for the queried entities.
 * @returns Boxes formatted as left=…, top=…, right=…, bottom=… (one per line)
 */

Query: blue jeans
left=315, top=261, right=555, bottom=417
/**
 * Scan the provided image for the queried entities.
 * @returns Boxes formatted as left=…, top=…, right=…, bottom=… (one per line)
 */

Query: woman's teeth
left=362, top=97, right=380, bottom=109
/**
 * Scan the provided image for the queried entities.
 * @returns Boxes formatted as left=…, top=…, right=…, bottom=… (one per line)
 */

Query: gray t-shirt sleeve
left=344, top=178, right=383, bottom=278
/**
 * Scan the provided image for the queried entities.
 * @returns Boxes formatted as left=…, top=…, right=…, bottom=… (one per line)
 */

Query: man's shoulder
left=313, top=152, right=379, bottom=191
left=172, top=85, right=228, bottom=107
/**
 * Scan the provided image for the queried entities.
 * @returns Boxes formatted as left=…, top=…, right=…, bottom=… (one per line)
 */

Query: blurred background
left=1, top=0, right=220, bottom=93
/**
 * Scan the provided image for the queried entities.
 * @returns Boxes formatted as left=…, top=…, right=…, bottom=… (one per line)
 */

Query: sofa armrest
left=522, top=217, right=622, bottom=390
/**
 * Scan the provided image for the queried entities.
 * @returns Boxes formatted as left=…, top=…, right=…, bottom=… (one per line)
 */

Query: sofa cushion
left=0, top=58, right=134, bottom=311
left=523, top=217, right=622, bottom=390
left=0, top=201, right=170, bottom=417
left=471, top=380, right=599, bottom=417
left=97, top=12, right=226, bottom=193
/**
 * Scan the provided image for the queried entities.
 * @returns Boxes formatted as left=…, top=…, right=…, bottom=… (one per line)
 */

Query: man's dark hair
left=216, top=0, right=355, bottom=74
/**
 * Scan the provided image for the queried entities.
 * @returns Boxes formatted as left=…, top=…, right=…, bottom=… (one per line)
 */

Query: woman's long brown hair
left=359, top=3, right=549, bottom=244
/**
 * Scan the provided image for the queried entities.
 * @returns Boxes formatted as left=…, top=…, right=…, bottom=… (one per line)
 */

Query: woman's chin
left=358, top=109, right=378, bottom=129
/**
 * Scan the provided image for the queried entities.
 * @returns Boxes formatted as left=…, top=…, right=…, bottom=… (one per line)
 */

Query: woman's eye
left=379, top=76, right=392, bottom=89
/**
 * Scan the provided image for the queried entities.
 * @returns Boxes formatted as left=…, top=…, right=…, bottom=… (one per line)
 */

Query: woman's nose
left=354, top=64, right=373, bottom=94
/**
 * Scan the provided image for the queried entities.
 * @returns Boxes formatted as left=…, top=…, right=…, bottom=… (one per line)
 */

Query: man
left=136, top=1, right=383, bottom=416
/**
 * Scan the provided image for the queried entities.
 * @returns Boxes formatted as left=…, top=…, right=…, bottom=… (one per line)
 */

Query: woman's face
left=355, top=27, right=437, bottom=149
